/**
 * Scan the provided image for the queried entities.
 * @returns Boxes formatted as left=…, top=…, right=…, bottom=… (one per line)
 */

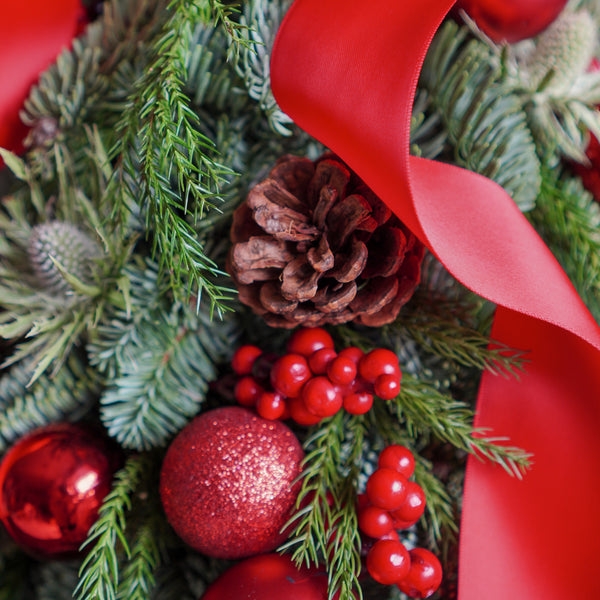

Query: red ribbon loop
left=271, top=0, right=600, bottom=597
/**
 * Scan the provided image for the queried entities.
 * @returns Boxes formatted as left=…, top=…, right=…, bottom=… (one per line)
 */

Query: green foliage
left=110, top=1, right=240, bottom=314
left=75, top=454, right=154, bottom=600
left=236, top=0, right=294, bottom=135
left=529, top=164, right=600, bottom=323
left=420, top=21, right=542, bottom=211
left=88, top=257, right=235, bottom=450
left=0, top=353, right=96, bottom=452
left=116, top=520, right=162, bottom=600
left=389, top=373, right=531, bottom=478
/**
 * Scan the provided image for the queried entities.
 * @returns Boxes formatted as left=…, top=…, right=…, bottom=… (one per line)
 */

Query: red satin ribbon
left=0, top=0, right=82, bottom=156
left=271, top=0, right=600, bottom=597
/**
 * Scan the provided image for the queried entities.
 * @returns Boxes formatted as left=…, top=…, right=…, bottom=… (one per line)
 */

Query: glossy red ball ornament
left=456, top=0, right=568, bottom=43
left=201, top=553, right=340, bottom=600
left=160, top=407, right=304, bottom=559
left=0, top=423, right=118, bottom=558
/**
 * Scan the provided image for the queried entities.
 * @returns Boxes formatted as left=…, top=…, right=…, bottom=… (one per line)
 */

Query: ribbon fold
left=271, top=0, right=600, bottom=597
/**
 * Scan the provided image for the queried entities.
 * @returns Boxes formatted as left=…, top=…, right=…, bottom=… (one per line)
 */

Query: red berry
left=270, top=354, right=311, bottom=398
left=358, top=348, right=400, bottom=383
left=391, top=481, right=426, bottom=526
left=337, top=346, right=364, bottom=365
left=301, top=376, right=343, bottom=418
left=374, top=373, right=401, bottom=400
left=357, top=504, right=394, bottom=539
left=234, top=376, right=263, bottom=407
left=396, top=548, right=443, bottom=599
left=231, top=345, right=262, bottom=376
left=327, top=356, right=357, bottom=385
left=287, top=327, right=335, bottom=357
left=343, top=391, right=374, bottom=415
left=308, top=347, right=337, bottom=375
left=366, top=539, right=410, bottom=585
left=256, top=391, right=286, bottom=420
left=378, top=445, right=415, bottom=478
left=366, top=468, right=408, bottom=511
left=288, top=396, right=323, bottom=426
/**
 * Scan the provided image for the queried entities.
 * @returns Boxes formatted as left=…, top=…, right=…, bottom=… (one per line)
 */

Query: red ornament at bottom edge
left=201, top=553, right=341, bottom=600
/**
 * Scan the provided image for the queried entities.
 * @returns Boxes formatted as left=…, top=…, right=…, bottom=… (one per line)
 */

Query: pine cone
left=228, top=154, right=424, bottom=328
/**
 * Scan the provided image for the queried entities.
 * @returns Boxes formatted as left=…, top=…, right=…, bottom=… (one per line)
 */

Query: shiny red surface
left=0, top=423, right=116, bottom=558
left=456, top=0, right=568, bottom=43
left=201, top=553, right=338, bottom=600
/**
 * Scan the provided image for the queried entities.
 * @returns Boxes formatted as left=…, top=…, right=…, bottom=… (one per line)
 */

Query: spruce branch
left=420, top=21, right=541, bottom=211
left=413, top=462, right=458, bottom=549
left=95, top=275, right=235, bottom=450
left=75, top=454, right=151, bottom=600
left=389, top=374, right=531, bottom=478
left=236, top=0, right=294, bottom=135
left=0, top=354, right=96, bottom=453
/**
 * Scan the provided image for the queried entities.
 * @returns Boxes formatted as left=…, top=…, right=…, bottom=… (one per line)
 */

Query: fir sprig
left=390, top=373, right=531, bottom=478
left=281, top=411, right=365, bottom=600
left=75, top=454, right=152, bottom=600
left=116, top=519, right=162, bottom=600
left=111, top=0, right=240, bottom=314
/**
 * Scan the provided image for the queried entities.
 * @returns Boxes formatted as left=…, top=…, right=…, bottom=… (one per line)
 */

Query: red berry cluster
left=230, top=327, right=402, bottom=425
left=358, top=445, right=442, bottom=599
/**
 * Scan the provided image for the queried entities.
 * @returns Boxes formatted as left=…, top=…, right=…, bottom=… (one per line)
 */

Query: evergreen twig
left=391, top=314, right=528, bottom=377
left=111, top=0, right=240, bottom=314
left=389, top=374, right=532, bottom=478
left=116, top=519, right=162, bottom=600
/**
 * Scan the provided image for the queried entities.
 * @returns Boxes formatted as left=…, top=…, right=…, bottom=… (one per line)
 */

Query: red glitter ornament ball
left=0, top=423, right=118, bottom=558
left=201, top=553, right=339, bottom=600
left=160, top=407, right=304, bottom=559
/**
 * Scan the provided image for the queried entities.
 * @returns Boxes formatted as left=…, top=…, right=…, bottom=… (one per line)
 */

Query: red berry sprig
left=358, top=445, right=442, bottom=598
left=229, top=327, right=402, bottom=425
